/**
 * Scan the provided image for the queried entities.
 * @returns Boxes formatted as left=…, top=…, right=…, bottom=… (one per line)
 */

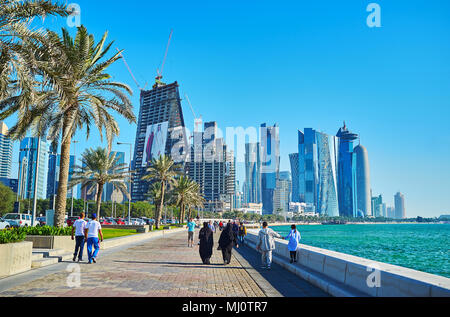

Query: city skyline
left=2, top=0, right=449, bottom=217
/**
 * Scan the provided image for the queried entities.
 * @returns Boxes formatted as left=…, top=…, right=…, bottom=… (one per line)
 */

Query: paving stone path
left=0, top=230, right=328, bottom=297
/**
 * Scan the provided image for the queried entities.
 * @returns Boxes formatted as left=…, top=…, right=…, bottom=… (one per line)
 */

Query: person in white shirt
left=84, top=213, right=103, bottom=264
left=71, top=213, right=87, bottom=262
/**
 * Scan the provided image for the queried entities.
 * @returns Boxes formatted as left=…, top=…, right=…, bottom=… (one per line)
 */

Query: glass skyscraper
left=289, top=153, right=299, bottom=203
left=18, top=137, right=48, bottom=200
left=352, top=144, right=372, bottom=217
left=260, top=123, right=280, bottom=214
left=298, top=128, right=339, bottom=217
left=47, top=144, right=75, bottom=206
left=394, top=192, right=406, bottom=219
left=244, top=142, right=262, bottom=204
left=0, top=122, right=13, bottom=178
left=336, top=123, right=359, bottom=217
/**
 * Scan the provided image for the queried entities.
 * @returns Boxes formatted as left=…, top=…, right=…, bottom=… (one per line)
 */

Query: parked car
left=114, top=218, right=125, bottom=225
left=101, top=218, right=116, bottom=225
left=0, top=218, right=11, bottom=229
left=105, top=218, right=118, bottom=225
left=3, top=213, right=35, bottom=227
left=36, top=217, right=46, bottom=226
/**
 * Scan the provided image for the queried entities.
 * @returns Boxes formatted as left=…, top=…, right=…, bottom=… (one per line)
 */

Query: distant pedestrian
left=209, top=220, right=215, bottom=233
left=187, top=218, right=196, bottom=248
left=285, top=225, right=301, bottom=263
left=71, top=212, right=87, bottom=262
left=256, top=221, right=282, bottom=270
left=199, top=222, right=214, bottom=264
left=218, top=223, right=238, bottom=265
left=84, top=213, right=103, bottom=264
left=238, top=222, right=247, bottom=246
left=219, top=221, right=223, bottom=231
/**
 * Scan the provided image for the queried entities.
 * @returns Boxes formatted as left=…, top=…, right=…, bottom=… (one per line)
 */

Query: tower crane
left=117, top=48, right=148, bottom=91
left=155, top=29, right=174, bottom=84
left=185, top=94, right=202, bottom=134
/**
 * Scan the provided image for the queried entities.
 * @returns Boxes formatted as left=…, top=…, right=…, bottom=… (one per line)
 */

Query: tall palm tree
left=69, top=147, right=132, bottom=219
left=142, top=155, right=181, bottom=229
left=0, top=25, right=136, bottom=227
left=172, top=176, right=198, bottom=224
left=0, top=0, right=69, bottom=99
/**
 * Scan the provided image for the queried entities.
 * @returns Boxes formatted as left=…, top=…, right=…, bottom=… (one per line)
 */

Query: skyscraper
left=18, top=137, right=48, bottom=200
left=47, top=144, right=75, bottom=206
left=0, top=122, right=13, bottom=178
left=394, top=192, right=406, bottom=219
left=336, top=123, right=359, bottom=217
left=289, top=153, right=300, bottom=203
left=352, top=144, right=372, bottom=217
left=274, top=171, right=291, bottom=213
left=104, top=151, right=126, bottom=202
left=187, top=121, right=235, bottom=212
left=260, top=123, right=280, bottom=214
left=244, top=142, right=262, bottom=204
left=371, top=194, right=383, bottom=217
left=298, top=128, right=339, bottom=217
left=131, top=81, right=188, bottom=202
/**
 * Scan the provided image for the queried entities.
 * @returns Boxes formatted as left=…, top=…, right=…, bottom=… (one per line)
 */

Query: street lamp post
left=117, top=142, right=132, bottom=223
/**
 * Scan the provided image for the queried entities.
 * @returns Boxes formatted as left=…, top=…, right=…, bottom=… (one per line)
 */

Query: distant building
left=47, top=144, right=75, bottom=207
left=244, top=142, right=262, bottom=204
left=352, top=144, right=372, bottom=217
left=103, top=151, right=126, bottom=202
left=131, top=81, right=189, bottom=202
left=394, top=192, right=406, bottom=219
left=260, top=123, right=280, bottom=214
left=289, top=202, right=307, bottom=213
left=238, top=203, right=263, bottom=215
left=0, top=122, right=13, bottom=178
left=18, top=137, right=48, bottom=200
left=289, top=153, right=300, bottom=203
left=0, top=177, right=18, bottom=193
left=371, top=194, right=383, bottom=217
left=387, top=206, right=395, bottom=219
left=274, top=172, right=291, bottom=213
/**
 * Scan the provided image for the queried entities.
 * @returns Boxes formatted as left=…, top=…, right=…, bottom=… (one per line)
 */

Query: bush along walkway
left=0, top=230, right=327, bottom=297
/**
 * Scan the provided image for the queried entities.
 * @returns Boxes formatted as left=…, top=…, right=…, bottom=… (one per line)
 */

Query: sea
left=271, top=223, right=450, bottom=278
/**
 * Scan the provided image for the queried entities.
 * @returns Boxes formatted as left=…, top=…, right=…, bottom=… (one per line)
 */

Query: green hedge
left=16, top=226, right=72, bottom=236
left=0, top=229, right=26, bottom=244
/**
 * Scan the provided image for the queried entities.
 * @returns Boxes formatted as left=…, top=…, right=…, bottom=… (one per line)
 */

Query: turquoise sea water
left=271, top=224, right=450, bottom=278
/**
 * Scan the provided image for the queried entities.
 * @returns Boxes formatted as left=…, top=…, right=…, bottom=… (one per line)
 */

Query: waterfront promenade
left=0, top=230, right=328, bottom=297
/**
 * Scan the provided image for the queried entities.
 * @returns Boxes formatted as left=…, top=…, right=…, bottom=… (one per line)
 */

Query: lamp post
left=117, top=142, right=132, bottom=223
left=31, top=137, right=42, bottom=227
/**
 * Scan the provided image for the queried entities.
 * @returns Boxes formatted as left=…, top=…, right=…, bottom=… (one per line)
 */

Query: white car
left=3, top=213, right=35, bottom=227
left=0, top=218, right=11, bottom=229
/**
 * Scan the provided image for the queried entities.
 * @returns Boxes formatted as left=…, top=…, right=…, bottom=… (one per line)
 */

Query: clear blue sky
left=6, top=0, right=450, bottom=217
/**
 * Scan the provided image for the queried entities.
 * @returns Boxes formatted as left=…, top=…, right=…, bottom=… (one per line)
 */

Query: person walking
left=208, top=220, right=215, bottom=233
left=285, top=225, right=301, bottom=263
left=218, top=223, right=238, bottom=265
left=238, top=222, right=247, bottom=246
left=84, top=213, right=103, bottom=264
left=198, top=222, right=214, bottom=264
left=219, top=221, right=223, bottom=231
left=256, top=221, right=282, bottom=270
left=71, top=212, right=87, bottom=262
left=187, top=218, right=196, bottom=248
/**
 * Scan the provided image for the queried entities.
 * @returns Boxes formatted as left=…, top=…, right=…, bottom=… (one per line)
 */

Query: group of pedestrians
left=71, top=212, right=104, bottom=264
left=190, top=219, right=302, bottom=270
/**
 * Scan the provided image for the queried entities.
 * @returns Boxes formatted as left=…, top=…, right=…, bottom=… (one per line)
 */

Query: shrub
left=0, top=229, right=26, bottom=244
left=16, top=226, right=72, bottom=236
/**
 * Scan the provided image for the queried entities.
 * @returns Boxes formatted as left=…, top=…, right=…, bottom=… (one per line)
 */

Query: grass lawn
left=102, top=228, right=139, bottom=240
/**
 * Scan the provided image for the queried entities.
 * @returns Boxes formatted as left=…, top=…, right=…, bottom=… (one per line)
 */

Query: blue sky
left=5, top=0, right=450, bottom=217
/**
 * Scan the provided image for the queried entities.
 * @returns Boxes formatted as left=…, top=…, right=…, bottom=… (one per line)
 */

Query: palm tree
left=172, top=176, right=197, bottom=224
left=0, top=25, right=136, bottom=227
left=0, top=0, right=69, bottom=99
left=142, top=155, right=181, bottom=229
left=185, top=182, right=204, bottom=221
left=69, top=147, right=132, bottom=219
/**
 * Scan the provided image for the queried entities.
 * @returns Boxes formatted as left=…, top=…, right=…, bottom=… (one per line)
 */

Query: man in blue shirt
left=187, top=218, right=196, bottom=248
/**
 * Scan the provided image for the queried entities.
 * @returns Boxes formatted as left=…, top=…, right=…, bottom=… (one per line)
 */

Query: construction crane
left=184, top=94, right=203, bottom=136
left=155, top=29, right=174, bottom=84
left=117, top=48, right=148, bottom=91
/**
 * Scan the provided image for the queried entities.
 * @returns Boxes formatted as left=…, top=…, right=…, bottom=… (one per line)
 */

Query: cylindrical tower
left=353, top=144, right=372, bottom=216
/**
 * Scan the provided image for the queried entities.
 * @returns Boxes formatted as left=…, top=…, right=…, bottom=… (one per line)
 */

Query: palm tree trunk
left=96, top=183, right=104, bottom=219
left=54, top=117, right=73, bottom=227
left=156, top=181, right=165, bottom=229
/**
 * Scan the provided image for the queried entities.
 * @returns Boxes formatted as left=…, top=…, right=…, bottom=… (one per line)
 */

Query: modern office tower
left=0, top=177, right=18, bottom=193
left=289, top=153, right=300, bottom=203
left=131, top=81, right=188, bottom=202
left=387, top=206, right=395, bottom=218
left=17, top=137, right=48, bottom=200
left=371, top=194, right=383, bottom=217
left=336, top=123, right=359, bottom=217
left=233, top=180, right=243, bottom=209
left=260, top=123, right=280, bottom=214
left=104, top=151, right=126, bottom=202
left=298, top=128, right=339, bottom=217
left=381, top=203, right=387, bottom=218
left=244, top=142, right=262, bottom=204
left=0, top=122, right=13, bottom=178
left=352, top=144, right=372, bottom=217
left=47, top=145, right=75, bottom=207
left=394, top=192, right=406, bottom=219
left=274, top=171, right=291, bottom=213
left=187, top=121, right=235, bottom=212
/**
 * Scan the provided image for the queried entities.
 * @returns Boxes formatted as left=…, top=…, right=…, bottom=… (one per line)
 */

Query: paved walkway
left=0, top=230, right=328, bottom=297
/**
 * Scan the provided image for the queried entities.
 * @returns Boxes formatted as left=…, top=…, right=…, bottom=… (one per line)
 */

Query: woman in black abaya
left=199, top=222, right=214, bottom=264
left=218, top=223, right=238, bottom=265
